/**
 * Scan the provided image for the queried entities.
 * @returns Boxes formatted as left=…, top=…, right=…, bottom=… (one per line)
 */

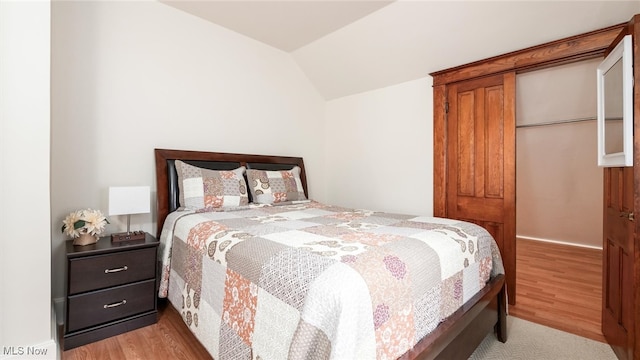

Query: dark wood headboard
left=154, top=148, right=308, bottom=237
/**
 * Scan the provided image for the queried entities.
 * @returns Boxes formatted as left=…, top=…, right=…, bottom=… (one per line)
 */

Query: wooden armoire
left=431, top=14, right=640, bottom=360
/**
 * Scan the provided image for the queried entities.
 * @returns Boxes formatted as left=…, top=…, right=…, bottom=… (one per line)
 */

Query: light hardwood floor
left=509, top=237, right=605, bottom=342
left=61, top=237, right=605, bottom=358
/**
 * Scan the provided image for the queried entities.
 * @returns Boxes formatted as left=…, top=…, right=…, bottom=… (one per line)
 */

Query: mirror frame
left=597, top=35, right=633, bottom=167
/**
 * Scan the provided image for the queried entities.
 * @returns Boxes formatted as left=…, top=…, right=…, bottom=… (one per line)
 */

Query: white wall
left=50, top=1, right=325, bottom=301
left=47, top=0, right=613, bottom=326
left=0, top=1, right=56, bottom=359
left=324, top=78, right=433, bottom=216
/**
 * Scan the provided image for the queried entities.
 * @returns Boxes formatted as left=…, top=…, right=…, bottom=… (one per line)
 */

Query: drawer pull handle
left=104, top=266, right=128, bottom=274
left=104, top=299, right=127, bottom=309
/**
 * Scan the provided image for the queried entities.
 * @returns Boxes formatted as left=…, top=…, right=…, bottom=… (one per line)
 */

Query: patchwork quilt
left=158, top=200, right=504, bottom=360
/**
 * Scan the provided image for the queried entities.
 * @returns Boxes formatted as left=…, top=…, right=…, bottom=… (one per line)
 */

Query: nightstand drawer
left=68, top=247, right=156, bottom=294
left=66, top=279, right=156, bottom=332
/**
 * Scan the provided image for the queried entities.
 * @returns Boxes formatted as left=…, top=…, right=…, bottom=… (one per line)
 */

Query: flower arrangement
left=61, top=209, right=109, bottom=238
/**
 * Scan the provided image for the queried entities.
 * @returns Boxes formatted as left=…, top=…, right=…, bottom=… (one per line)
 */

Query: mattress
left=158, top=200, right=504, bottom=359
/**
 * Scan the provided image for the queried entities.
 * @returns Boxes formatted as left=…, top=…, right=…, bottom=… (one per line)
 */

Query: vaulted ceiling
left=162, top=1, right=640, bottom=100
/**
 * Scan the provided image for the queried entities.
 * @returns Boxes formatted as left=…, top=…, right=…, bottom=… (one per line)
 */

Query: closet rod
left=516, top=116, right=597, bottom=129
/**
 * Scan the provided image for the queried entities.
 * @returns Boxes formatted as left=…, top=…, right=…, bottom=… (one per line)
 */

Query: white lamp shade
left=108, top=186, right=150, bottom=216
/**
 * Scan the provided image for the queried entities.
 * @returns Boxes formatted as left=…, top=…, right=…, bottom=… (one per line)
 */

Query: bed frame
left=154, top=148, right=507, bottom=360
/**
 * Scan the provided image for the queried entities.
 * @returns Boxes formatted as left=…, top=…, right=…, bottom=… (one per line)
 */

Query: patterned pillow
left=175, top=160, right=248, bottom=211
left=246, top=166, right=307, bottom=204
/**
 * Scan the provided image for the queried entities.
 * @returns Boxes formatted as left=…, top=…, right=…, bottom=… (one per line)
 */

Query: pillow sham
left=175, top=160, right=248, bottom=211
left=246, top=166, right=306, bottom=204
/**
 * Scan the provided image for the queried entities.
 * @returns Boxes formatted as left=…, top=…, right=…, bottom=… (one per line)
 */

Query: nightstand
left=63, top=233, right=159, bottom=350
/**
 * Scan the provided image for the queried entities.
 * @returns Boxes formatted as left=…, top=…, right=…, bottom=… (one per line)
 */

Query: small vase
left=73, top=233, right=98, bottom=246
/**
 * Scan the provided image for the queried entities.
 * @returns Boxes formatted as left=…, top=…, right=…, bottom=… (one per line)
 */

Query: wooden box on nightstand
left=63, top=233, right=159, bottom=350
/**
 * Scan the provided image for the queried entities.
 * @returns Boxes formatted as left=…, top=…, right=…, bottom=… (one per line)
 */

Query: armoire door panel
left=605, top=239, right=621, bottom=320
left=623, top=167, right=634, bottom=211
left=446, top=72, right=516, bottom=304
left=605, top=169, right=613, bottom=208
left=452, top=84, right=506, bottom=202
left=621, top=248, right=631, bottom=332
left=473, top=89, right=486, bottom=198
left=457, top=90, right=477, bottom=197
left=484, top=86, right=505, bottom=199
left=602, top=166, right=634, bottom=360
left=603, top=240, right=632, bottom=356
left=455, top=197, right=504, bottom=222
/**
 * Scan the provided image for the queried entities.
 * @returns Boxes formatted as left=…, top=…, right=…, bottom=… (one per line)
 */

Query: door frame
left=430, top=23, right=626, bottom=306
left=627, top=14, right=640, bottom=360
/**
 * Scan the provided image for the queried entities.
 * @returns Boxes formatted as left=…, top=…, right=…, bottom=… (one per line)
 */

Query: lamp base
left=111, top=231, right=146, bottom=243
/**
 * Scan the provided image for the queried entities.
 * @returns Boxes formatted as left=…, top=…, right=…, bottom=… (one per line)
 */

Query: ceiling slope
left=293, top=0, right=640, bottom=99
left=160, top=0, right=394, bottom=52
left=161, top=1, right=640, bottom=100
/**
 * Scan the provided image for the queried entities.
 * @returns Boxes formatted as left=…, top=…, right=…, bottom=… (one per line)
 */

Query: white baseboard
left=516, top=235, right=602, bottom=250
left=52, top=298, right=64, bottom=326
left=52, top=301, right=61, bottom=360
left=0, top=302, right=61, bottom=360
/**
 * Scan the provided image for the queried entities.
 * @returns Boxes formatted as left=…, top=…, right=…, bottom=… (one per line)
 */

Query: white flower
left=62, top=210, right=83, bottom=238
left=62, top=208, right=109, bottom=239
left=82, top=209, right=107, bottom=235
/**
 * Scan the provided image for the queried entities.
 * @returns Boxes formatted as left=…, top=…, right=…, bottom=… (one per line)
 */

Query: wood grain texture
left=63, top=235, right=159, bottom=350
left=631, top=14, right=640, bottom=360
left=62, top=300, right=213, bottom=360
left=502, top=71, right=517, bottom=310
left=602, top=166, right=634, bottom=359
left=444, top=73, right=516, bottom=305
left=509, top=238, right=605, bottom=343
left=602, top=15, right=640, bottom=360
left=431, top=24, right=626, bottom=308
left=430, top=23, right=625, bottom=86
left=432, top=84, right=447, bottom=217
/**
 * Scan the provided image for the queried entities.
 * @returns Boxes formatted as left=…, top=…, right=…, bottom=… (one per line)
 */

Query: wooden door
left=432, top=22, right=626, bottom=310
left=603, top=168, right=634, bottom=360
left=602, top=16, right=640, bottom=360
left=445, top=73, right=516, bottom=304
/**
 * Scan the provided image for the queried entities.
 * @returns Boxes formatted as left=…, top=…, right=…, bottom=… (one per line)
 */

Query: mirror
left=597, top=35, right=633, bottom=167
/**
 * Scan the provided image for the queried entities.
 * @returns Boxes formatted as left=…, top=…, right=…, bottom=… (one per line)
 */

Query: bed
left=154, top=148, right=507, bottom=360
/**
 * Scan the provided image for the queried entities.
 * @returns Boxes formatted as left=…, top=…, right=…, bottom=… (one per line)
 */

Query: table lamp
left=109, top=186, right=150, bottom=242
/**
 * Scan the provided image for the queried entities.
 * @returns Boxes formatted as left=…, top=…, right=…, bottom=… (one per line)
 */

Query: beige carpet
left=468, top=316, right=617, bottom=359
